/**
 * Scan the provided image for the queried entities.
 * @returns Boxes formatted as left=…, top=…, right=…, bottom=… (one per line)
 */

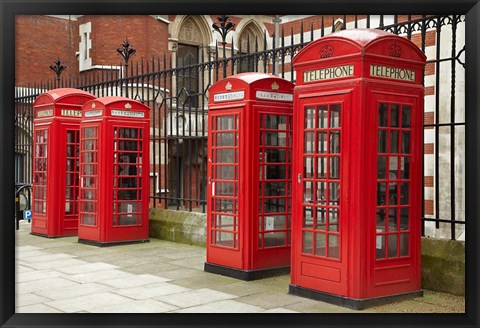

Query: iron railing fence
left=14, top=14, right=466, bottom=240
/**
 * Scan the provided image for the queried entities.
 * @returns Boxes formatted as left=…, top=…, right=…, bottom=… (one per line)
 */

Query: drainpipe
left=273, top=15, right=281, bottom=76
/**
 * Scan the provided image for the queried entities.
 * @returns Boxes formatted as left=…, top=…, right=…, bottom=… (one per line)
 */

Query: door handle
left=298, top=173, right=302, bottom=183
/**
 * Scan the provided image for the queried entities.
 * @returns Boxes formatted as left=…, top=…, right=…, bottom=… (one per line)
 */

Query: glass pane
left=390, top=131, right=398, bottom=153
left=391, top=104, right=399, bottom=127
left=82, top=214, right=95, bottom=226
left=264, top=182, right=286, bottom=196
left=304, top=132, right=314, bottom=153
left=378, top=103, right=388, bottom=127
left=303, top=206, right=313, bottom=228
left=388, top=208, right=398, bottom=231
left=315, top=233, right=326, bottom=256
left=376, top=209, right=386, bottom=232
left=389, top=182, right=398, bottom=205
left=318, top=105, right=328, bottom=129
left=317, top=156, right=327, bottom=178
left=400, top=234, right=409, bottom=256
left=330, top=156, right=340, bottom=179
left=216, top=132, right=234, bottom=146
left=265, top=165, right=286, bottom=180
left=389, top=156, right=399, bottom=179
left=66, top=145, right=75, bottom=157
left=402, top=105, right=411, bottom=127
left=304, top=156, right=314, bottom=178
left=217, top=116, right=235, bottom=130
left=318, top=132, right=327, bottom=153
left=400, top=208, right=409, bottom=230
left=84, top=127, right=95, bottom=138
left=266, top=133, right=285, bottom=146
left=302, top=231, right=313, bottom=254
left=304, top=181, right=314, bottom=203
left=328, top=235, right=340, bottom=259
left=316, top=207, right=326, bottom=229
left=216, top=165, right=235, bottom=180
left=215, top=182, right=234, bottom=196
left=67, top=131, right=75, bottom=143
left=330, top=132, right=340, bottom=154
left=388, top=234, right=398, bottom=257
left=329, top=183, right=340, bottom=205
left=378, top=156, right=387, bottom=179
left=265, top=149, right=286, bottom=163
left=264, top=198, right=286, bottom=213
left=401, top=131, right=410, bottom=154
left=328, top=208, right=339, bottom=232
left=263, top=232, right=286, bottom=247
left=378, top=130, right=387, bottom=153
left=376, top=235, right=386, bottom=259
left=377, top=182, right=387, bottom=205
left=316, top=182, right=326, bottom=204
left=330, top=104, right=341, bottom=128
left=66, top=159, right=75, bottom=172
left=401, top=157, right=410, bottom=179
left=216, top=231, right=235, bottom=247
left=216, top=149, right=235, bottom=163
left=216, top=215, right=235, bottom=230
left=305, top=106, right=315, bottom=129
left=400, top=183, right=409, bottom=205
left=215, top=199, right=234, bottom=213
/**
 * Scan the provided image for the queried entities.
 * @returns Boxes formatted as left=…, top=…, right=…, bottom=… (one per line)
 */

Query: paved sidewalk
left=15, top=221, right=465, bottom=313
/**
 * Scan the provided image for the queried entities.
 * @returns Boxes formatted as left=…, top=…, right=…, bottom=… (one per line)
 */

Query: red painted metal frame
left=78, top=97, right=150, bottom=245
left=291, top=29, right=426, bottom=302
left=31, top=88, right=96, bottom=237
left=206, top=73, right=294, bottom=276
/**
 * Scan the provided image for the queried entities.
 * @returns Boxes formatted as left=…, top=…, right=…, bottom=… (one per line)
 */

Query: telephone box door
left=109, top=124, right=148, bottom=241
left=368, top=90, right=422, bottom=297
left=292, top=93, right=350, bottom=296
left=207, top=109, right=243, bottom=269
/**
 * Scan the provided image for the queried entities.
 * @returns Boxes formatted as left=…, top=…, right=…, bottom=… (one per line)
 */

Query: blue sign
left=23, top=210, right=32, bottom=220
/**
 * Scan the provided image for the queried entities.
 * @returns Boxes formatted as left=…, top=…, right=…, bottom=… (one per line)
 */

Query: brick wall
left=15, top=15, right=79, bottom=86
left=77, top=15, right=170, bottom=69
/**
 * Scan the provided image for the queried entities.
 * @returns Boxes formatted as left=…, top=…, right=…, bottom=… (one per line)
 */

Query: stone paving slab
left=154, top=288, right=237, bottom=308
left=22, top=258, right=89, bottom=270
left=16, top=303, right=63, bottom=313
left=55, top=262, right=119, bottom=275
left=97, top=273, right=171, bottom=289
left=172, top=299, right=265, bottom=313
left=14, top=221, right=466, bottom=314
left=34, top=282, right=115, bottom=301
left=90, top=299, right=179, bottom=313
left=16, top=277, right=79, bottom=295
left=15, top=269, right=64, bottom=283
left=61, top=269, right=136, bottom=284
left=112, top=282, right=191, bottom=300
left=15, top=293, right=53, bottom=308
left=45, top=291, right=134, bottom=313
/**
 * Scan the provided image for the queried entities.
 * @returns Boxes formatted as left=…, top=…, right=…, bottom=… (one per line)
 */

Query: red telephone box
left=31, top=88, right=96, bottom=237
left=204, top=73, right=294, bottom=280
left=289, top=29, right=426, bottom=309
left=78, top=96, right=150, bottom=245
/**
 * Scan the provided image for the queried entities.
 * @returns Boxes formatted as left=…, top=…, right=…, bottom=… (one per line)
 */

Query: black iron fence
left=14, top=14, right=466, bottom=240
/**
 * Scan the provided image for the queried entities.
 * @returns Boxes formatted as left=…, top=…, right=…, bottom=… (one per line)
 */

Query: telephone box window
left=258, top=114, right=292, bottom=248
left=80, top=127, right=98, bottom=226
left=210, top=114, right=239, bottom=249
left=113, top=127, right=143, bottom=226
left=65, top=130, right=80, bottom=215
left=301, top=103, right=342, bottom=259
left=376, top=102, right=412, bottom=259
left=33, top=129, right=48, bottom=215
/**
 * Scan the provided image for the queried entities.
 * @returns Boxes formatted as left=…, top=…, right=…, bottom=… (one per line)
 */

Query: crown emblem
left=389, top=44, right=402, bottom=57
left=271, top=82, right=279, bottom=90
left=320, top=45, right=334, bottom=59
left=225, top=82, right=232, bottom=90
left=91, top=103, right=96, bottom=108
left=125, top=103, right=132, bottom=109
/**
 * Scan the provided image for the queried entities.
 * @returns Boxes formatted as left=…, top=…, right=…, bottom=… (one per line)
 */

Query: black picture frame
left=1, top=1, right=478, bottom=327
